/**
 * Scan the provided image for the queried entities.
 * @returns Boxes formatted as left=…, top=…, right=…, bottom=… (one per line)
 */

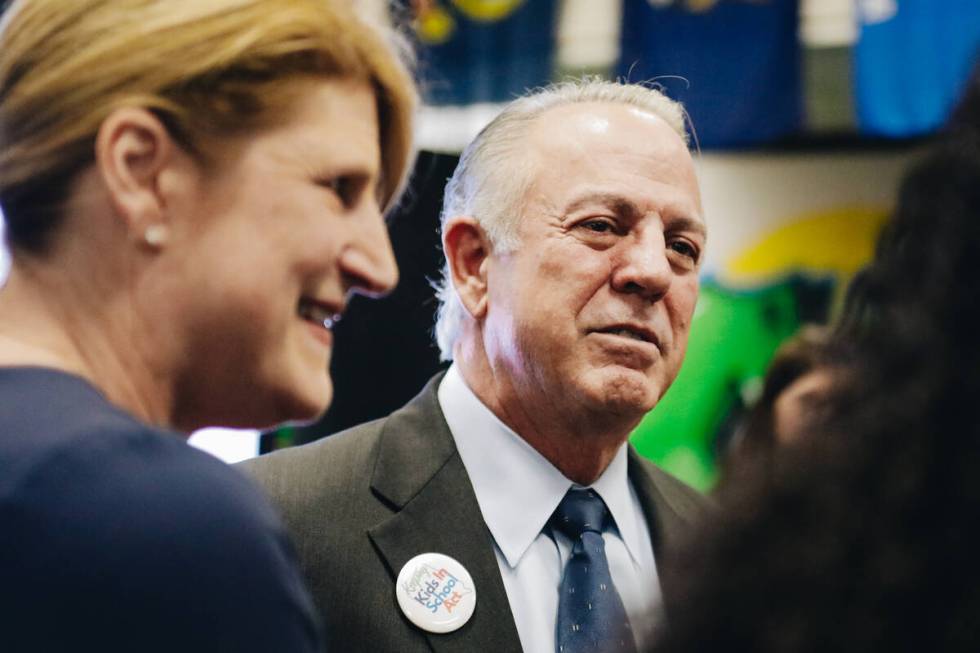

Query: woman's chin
left=190, top=382, right=334, bottom=432
left=273, top=379, right=334, bottom=427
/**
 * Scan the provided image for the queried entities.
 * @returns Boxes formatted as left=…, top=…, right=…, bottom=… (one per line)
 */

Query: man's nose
left=340, top=206, right=399, bottom=299
left=609, top=231, right=672, bottom=301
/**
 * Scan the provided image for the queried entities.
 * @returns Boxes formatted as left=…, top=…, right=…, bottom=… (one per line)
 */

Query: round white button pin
left=395, top=552, right=477, bottom=634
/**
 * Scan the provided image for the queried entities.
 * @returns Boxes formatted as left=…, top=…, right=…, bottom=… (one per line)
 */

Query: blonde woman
left=0, top=1, right=416, bottom=650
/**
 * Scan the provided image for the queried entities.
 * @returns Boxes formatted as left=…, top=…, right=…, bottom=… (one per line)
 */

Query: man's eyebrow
left=668, top=215, right=708, bottom=239
left=563, top=191, right=706, bottom=237
left=563, top=192, right=643, bottom=219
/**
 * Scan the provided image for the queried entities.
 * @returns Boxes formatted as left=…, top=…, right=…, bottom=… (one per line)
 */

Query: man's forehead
left=530, top=100, right=675, bottom=131
left=521, top=103, right=703, bottom=219
left=525, top=102, right=691, bottom=169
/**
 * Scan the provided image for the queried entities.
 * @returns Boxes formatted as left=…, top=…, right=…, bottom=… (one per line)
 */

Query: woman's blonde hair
left=0, top=0, right=417, bottom=251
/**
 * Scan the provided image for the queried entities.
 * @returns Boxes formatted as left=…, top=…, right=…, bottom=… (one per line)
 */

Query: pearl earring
left=143, top=224, right=169, bottom=247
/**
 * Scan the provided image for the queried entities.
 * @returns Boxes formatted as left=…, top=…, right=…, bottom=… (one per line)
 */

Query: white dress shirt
left=438, top=365, right=662, bottom=652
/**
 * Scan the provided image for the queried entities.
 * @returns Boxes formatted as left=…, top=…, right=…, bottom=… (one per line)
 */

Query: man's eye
left=581, top=220, right=614, bottom=233
left=669, top=240, right=700, bottom=262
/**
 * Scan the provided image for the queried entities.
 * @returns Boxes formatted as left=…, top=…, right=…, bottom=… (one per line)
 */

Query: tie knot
left=551, top=489, right=610, bottom=540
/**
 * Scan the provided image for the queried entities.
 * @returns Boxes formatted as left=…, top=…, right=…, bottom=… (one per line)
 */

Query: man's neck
left=453, top=350, right=638, bottom=485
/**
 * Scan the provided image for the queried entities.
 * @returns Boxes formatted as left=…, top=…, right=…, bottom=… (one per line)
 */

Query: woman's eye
left=324, top=178, right=345, bottom=195
left=319, top=177, right=357, bottom=206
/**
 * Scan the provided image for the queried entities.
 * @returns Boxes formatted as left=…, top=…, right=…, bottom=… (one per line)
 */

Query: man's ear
left=94, top=107, right=176, bottom=245
left=443, top=216, right=491, bottom=320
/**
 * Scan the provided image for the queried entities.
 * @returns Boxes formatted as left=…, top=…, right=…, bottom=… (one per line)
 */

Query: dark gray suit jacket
left=241, top=374, right=710, bottom=653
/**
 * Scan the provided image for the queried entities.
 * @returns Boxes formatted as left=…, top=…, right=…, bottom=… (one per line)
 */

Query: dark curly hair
left=653, top=104, right=980, bottom=651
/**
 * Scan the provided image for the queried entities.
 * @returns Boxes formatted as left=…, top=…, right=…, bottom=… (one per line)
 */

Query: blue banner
left=410, top=0, right=558, bottom=106
left=617, top=0, right=802, bottom=149
left=855, top=0, right=980, bottom=137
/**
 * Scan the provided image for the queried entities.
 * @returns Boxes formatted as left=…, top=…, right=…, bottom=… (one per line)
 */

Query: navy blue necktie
left=551, top=489, right=638, bottom=653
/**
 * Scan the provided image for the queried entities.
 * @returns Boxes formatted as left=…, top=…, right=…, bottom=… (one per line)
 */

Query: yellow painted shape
left=725, top=206, right=889, bottom=285
left=418, top=5, right=457, bottom=44
left=451, top=0, right=526, bottom=22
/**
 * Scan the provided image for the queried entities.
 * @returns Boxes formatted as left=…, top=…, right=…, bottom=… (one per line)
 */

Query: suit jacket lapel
left=367, top=375, right=523, bottom=653
left=628, top=446, right=687, bottom=556
left=627, top=445, right=709, bottom=620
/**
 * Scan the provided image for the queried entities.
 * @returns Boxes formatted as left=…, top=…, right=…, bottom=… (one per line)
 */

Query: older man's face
left=482, top=102, right=705, bottom=421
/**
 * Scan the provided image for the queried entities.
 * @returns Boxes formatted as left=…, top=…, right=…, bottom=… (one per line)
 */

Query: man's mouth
left=590, top=324, right=660, bottom=348
left=298, top=298, right=342, bottom=330
left=599, top=327, right=648, bottom=342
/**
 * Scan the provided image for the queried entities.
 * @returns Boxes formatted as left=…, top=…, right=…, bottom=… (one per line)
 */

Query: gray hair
left=432, top=78, right=691, bottom=361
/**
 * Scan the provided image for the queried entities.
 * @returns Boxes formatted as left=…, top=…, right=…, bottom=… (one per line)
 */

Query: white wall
left=697, top=147, right=919, bottom=279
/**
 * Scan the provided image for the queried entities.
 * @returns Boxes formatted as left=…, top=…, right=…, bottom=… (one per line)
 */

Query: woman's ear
left=442, top=216, right=492, bottom=320
left=94, top=107, right=176, bottom=247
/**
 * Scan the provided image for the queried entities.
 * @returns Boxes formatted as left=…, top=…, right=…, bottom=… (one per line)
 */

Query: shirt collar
left=438, top=364, right=645, bottom=568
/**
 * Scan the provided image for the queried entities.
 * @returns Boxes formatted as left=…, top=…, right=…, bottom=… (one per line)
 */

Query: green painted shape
left=630, top=281, right=801, bottom=490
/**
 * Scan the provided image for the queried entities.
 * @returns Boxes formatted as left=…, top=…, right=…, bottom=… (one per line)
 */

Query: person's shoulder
left=6, top=391, right=271, bottom=524
left=240, top=371, right=447, bottom=480
left=236, top=416, right=398, bottom=578
left=239, top=375, right=447, bottom=530
left=0, top=389, right=322, bottom=651
left=2, top=402, right=288, bottom=578
left=0, top=367, right=147, bottom=489
left=239, top=414, right=388, bottom=491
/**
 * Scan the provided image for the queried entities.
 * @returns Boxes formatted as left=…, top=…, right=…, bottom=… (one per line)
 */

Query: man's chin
left=582, top=368, right=659, bottom=418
